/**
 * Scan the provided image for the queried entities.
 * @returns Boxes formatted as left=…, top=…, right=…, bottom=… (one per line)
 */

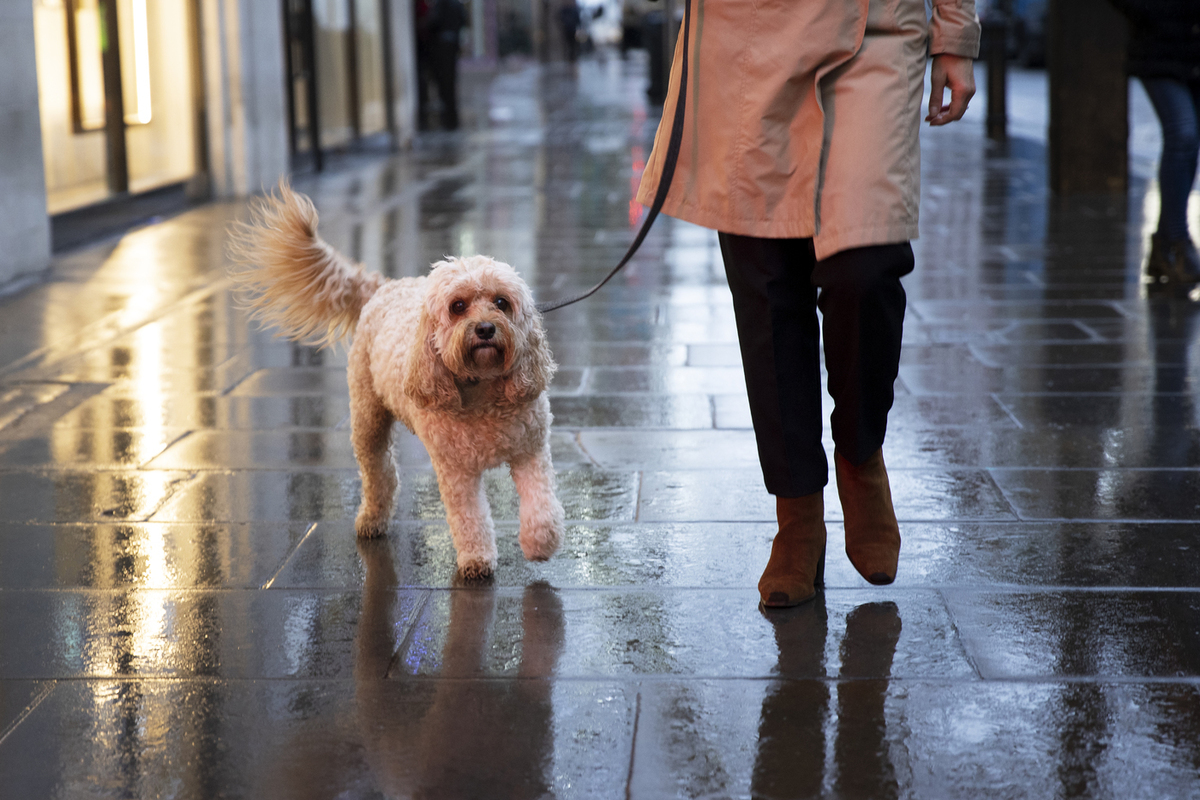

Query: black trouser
left=719, top=234, right=913, bottom=498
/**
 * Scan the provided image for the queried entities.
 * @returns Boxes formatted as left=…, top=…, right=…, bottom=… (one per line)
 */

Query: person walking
left=559, top=0, right=583, bottom=63
left=636, top=0, right=979, bottom=608
left=414, top=0, right=433, bottom=129
left=1110, top=0, right=1200, bottom=286
left=422, top=0, right=467, bottom=130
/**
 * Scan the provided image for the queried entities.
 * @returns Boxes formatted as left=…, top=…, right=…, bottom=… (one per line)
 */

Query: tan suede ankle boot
left=758, top=493, right=827, bottom=608
left=835, top=449, right=900, bottom=585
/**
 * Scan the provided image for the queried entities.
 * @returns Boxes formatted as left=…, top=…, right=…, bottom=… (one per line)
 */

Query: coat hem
left=813, top=223, right=920, bottom=260
left=635, top=194, right=819, bottom=240
left=634, top=193, right=918, bottom=260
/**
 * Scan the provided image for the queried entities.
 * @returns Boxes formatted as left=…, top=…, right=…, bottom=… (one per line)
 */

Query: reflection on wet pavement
left=1, top=55, right=1200, bottom=796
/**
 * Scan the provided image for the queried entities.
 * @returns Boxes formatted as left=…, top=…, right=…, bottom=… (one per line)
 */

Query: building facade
left=2, top=0, right=418, bottom=285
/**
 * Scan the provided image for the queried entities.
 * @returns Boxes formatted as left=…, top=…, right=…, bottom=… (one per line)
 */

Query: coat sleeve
left=929, top=0, right=981, bottom=58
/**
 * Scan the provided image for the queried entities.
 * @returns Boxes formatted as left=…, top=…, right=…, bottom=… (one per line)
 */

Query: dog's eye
left=450, top=300, right=466, bottom=315
left=495, top=297, right=510, bottom=313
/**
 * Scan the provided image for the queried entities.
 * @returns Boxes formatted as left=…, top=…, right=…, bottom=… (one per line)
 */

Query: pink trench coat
left=635, top=0, right=980, bottom=260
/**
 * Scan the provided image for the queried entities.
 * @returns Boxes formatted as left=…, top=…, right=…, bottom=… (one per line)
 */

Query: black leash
left=535, top=0, right=692, bottom=314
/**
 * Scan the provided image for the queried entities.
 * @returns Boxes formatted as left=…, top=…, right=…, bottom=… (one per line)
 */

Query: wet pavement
left=2, top=53, right=1200, bottom=798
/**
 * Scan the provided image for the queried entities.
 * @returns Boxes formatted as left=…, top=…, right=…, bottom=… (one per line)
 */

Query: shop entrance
left=284, top=0, right=397, bottom=171
left=32, top=0, right=203, bottom=214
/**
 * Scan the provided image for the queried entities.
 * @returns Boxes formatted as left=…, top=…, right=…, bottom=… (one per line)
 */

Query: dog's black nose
left=476, top=322, right=496, bottom=340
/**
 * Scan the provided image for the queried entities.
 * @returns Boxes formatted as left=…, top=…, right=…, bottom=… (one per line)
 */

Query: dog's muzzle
left=469, top=322, right=504, bottom=365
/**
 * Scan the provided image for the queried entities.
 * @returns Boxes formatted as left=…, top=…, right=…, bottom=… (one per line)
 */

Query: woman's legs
left=719, top=234, right=912, bottom=600
left=1141, top=78, right=1200, bottom=282
left=812, top=243, right=913, bottom=463
left=814, top=243, right=912, bottom=585
left=1142, top=78, right=1200, bottom=243
left=719, top=235, right=912, bottom=482
left=718, top=233, right=826, bottom=498
left=720, top=234, right=827, bottom=606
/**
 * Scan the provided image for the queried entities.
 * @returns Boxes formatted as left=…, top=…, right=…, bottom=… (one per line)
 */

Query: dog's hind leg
left=351, top=387, right=398, bottom=538
left=511, top=444, right=565, bottom=561
left=437, top=469, right=498, bottom=579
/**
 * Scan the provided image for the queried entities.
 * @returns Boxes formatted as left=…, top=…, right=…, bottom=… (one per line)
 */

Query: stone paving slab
left=0, top=522, right=312, bottom=589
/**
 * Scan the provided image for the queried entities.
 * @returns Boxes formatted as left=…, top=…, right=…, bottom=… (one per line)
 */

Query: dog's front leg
left=437, top=468, right=498, bottom=579
left=351, top=392, right=398, bottom=538
left=511, top=446, right=564, bottom=562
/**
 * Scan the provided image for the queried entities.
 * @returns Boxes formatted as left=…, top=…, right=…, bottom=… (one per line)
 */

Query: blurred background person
left=1111, top=0, right=1200, bottom=286
left=560, top=0, right=582, bottom=62
left=419, top=0, right=466, bottom=130
left=414, top=0, right=432, bottom=129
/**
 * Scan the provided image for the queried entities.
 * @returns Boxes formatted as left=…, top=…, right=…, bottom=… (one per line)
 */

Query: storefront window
left=33, top=0, right=198, bottom=213
left=354, top=0, right=387, bottom=137
left=290, top=0, right=393, bottom=162
left=68, top=0, right=106, bottom=131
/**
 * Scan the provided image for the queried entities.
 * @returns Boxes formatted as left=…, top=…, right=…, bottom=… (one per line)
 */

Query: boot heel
left=814, top=547, right=826, bottom=590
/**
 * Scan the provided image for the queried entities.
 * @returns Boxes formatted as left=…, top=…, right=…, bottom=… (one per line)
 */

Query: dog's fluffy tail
left=229, top=183, right=384, bottom=347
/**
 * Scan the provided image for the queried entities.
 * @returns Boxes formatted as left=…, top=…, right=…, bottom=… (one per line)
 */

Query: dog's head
left=403, top=256, right=555, bottom=411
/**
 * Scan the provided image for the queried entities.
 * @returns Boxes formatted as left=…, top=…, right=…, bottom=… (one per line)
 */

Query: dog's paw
left=457, top=556, right=496, bottom=581
left=355, top=511, right=390, bottom=539
left=519, top=522, right=562, bottom=562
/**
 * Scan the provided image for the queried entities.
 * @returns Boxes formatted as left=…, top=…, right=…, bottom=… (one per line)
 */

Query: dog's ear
left=403, top=308, right=461, bottom=411
left=504, top=314, right=556, bottom=406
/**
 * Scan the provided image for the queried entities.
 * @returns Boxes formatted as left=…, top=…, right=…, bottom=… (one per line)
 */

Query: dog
left=230, top=185, right=564, bottom=579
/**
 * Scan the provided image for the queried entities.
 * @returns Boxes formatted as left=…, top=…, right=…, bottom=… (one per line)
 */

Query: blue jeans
left=1141, top=78, right=1200, bottom=243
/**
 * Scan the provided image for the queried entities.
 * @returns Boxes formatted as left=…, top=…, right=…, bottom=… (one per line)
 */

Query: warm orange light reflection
left=629, top=102, right=648, bottom=228
left=629, top=144, right=646, bottom=228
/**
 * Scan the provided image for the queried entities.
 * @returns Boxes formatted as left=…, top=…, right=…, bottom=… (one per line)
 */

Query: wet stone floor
left=2, top=53, right=1200, bottom=798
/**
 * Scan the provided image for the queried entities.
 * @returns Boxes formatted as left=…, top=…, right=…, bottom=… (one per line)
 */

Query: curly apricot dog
left=232, top=186, right=563, bottom=579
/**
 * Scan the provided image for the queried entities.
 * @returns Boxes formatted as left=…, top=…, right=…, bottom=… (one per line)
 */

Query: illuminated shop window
left=118, top=0, right=153, bottom=125
left=65, top=0, right=152, bottom=131
left=66, top=0, right=106, bottom=131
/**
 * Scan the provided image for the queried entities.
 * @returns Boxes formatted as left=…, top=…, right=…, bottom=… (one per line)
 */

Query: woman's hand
left=927, top=54, right=976, bottom=126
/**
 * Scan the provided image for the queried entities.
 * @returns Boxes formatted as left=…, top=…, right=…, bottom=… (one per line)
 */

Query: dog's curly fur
left=231, top=184, right=564, bottom=579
